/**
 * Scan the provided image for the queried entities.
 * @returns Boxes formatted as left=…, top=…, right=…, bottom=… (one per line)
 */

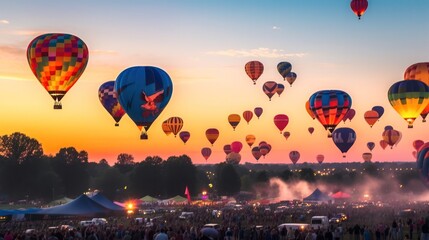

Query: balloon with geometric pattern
left=245, top=61, right=264, bottom=85
left=98, top=81, right=126, bottom=126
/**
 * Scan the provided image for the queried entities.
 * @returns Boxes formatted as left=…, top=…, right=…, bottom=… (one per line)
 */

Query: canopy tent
left=160, top=195, right=188, bottom=205
left=47, top=197, right=73, bottom=206
left=303, top=188, right=333, bottom=204
left=90, top=193, right=124, bottom=211
left=34, top=194, right=111, bottom=216
left=331, top=191, right=351, bottom=199
left=140, top=195, right=160, bottom=203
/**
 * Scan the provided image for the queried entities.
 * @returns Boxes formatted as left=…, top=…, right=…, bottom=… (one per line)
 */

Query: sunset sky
left=1, top=0, right=428, bottom=165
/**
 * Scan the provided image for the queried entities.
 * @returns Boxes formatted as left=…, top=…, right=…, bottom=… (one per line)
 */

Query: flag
left=184, top=186, right=191, bottom=204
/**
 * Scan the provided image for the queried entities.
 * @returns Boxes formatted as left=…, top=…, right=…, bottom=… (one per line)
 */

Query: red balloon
left=231, top=141, right=243, bottom=153
left=414, top=140, right=425, bottom=151
left=223, top=144, right=232, bottom=155
left=308, top=127, right=314, bottom=134
left=243, top=110, right=254, bottom=124
left=350, top=0, right=368, bottom=20
left=201, top=147, right=212, bottom=161
left=274, top=114, right=289, bottom=134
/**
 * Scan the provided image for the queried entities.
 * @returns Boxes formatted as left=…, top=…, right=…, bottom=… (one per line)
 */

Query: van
left=79, top=221, right=93, bottom=227
left=92, top=218, right=108, bottom=226
left=311, top=216, right=329, bottom=230
left=278, top=223, right=309, bottom=232
left=179, top=212, right=194, bottom=220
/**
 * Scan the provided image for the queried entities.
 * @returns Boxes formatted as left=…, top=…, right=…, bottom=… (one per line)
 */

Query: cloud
left=0, top=45, right=25, bottom=56
left=0, top=20, right=9, bottom=24
left=12, top=30, right=45, bottom=36
left=90, top=49, right=119, bottom=55
left=0, top=75, right=32, bottom=82
left=272, top=26, right=280, bottom=30
left=206, top=47, right=307, bottom=58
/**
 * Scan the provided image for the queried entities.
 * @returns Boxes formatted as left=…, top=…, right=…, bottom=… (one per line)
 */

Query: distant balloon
left=166, top=117, right=184, bottom=137
left=162, top=120, right=172, bottom=136
left=286, top=72, right=297, bottom=86
left=252, top=147, right=262, bottom=161
left=364, top=110, right=379, bottom=128
left=245, top=134, right=256, bottom=147
left=305, top=100, right=316, bottom=120
left=226, top=152, right=241, bottom=165
left=343, top=109, right=356, bottom=123
left=388, top=80, right=429, bottom=128
left=245, top=61, right=264, bottom=85
left=404, top=63, right=429, bottom=122
left=98, top=81, right=126, bottom=126
left=276, top=84, right=285, bottom=96
left=254, top=107, right=263, bottom=119
left=309, top=90, right=352, bottom=137
left=350, top=0, right=368, bottom=20
left=332, top=127, right=356, bottom=157
left=384, top=125, right=394, bottom=131
left=416, top=142, right=429, bottom=184
left=223, top=144, right=232, bottom=155
left=231, top=141, right=243, bottom=153
left=259, top=141, right=270, bottom=158
left=283, top=131, right=291, bottom=140
left=372, top=106, right=385, bottom=119
left=395, top=131, right=403, bottom=147
left=414, top=140, right=425, bottom=151
left=262, top=81, right=278, bottom=101
left=367, top=142, right=375, bottom=151
left=228, top=114, right=241, bottom=130
left=277, top=62, right=292, bottom=80
left=273, top=114, right=289, bottom=134
left=382, top=129, right=401, bottom=149
left=205, top=128, right=220, bottom=146
left=308, top=127, right=315, bottom=135
left=243, top=110, right=254, bottom=124
left=179, top=131, right=190, bottom=144
left=362, top=152, right=372, bottom=162
left=289, top=151, right=300, bottom=165
left=201, top=147, right=212, bottom=161
left=27, top=33, right=89, bottom=109
left=115, top=66, right=173, bottom=139
left=379, top=140, right=388, bottom=150
left=316, top=154, right=324, bottom=164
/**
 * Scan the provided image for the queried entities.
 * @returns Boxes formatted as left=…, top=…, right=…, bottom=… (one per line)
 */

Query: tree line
left=0, top=132, right=423, bottom=202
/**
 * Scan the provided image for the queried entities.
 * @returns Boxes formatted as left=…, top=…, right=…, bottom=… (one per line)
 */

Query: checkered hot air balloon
left=245, top=61, right=264, bottom=85
left=98, top=81, right=126, bottom=126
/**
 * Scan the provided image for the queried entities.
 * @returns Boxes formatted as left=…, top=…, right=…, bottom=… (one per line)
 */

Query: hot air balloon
left=245, top=61, right=264, bottom=85
left=166, top=117, right=184, bottom=137
left=414, top=140, right=425, bottom=151
left=308, top=127, right=315, bottom=135
left=228, top=114, right=241, bottom=130
left=252, top=147, right=262, bottom=161
left=379, top=140, right=388, bottom=150
left=205, top=128, right=219, bottom=146
left=388, top=80, right=429, bottom=128
left=274, top=114, right=289, bottom=134
left=316, top=154, right=324, bottom=164
left=27, top=33, right=89, bottom=109
left=395, top=131, right=403, bottom=147
left=364, top=110, right=379, bottom=128
left=286, top=72, right=297, bottom=87
left=259, top=141, right=270, bottom=158
left=289, top=151, right=300, bottom=164
left=98, top=81, right=126, bottom=126
left=263, top=81, right=278, bottom=101
left=305, top=100, right=316, bottom=120
left=276, top=83, right=285, bottom=96
left=332, top=127, right=356, bottom=157
left=162, top=120, right=172, bottom=136
left=245, top=134, right=256, bottom=147
left=115, top=66, right=173, bottom=139
left=404, top=62, right=429, bottom=122
left=309, top=90, right=352, bottom=137
left=416, top=142, right=429, bottom=183
left=231, top=141, right=243, bottom=153
left=226, top=152, right=241, bottom=165
left=179, top=131, right=190, bottom=144
left=350, top=0, right=368, bottom=20
left=283, top=131, right=291, bottom=140
left=362, top=152, right=372, bottom=162
left=243, top=110, right=254, bottom=124
left=254, top=107, right=263, bottom=119
left=223, top=144, right=232, bottom=155
left=343, top=109, right=356, bottom=123
left=372, top=106, right=384, bottom=119
left=367, top=142, right=375, bottom=151
left=277, top=62, right=292, bottom=80
left=384, top=125, right=394, bottom=131
left=201, top=147, right=212, bottom=161
left=382, top=129, right=401, bottom=149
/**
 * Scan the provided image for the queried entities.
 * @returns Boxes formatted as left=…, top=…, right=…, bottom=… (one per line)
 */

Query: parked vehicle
left=311, top=216, right=329, bottom=230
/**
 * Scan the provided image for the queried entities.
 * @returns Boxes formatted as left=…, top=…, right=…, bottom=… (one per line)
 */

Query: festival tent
left=140, top=195, right=160, bottom=204
left=90, top=192, right=124, bottom=211
left=160, top=195, right=188, bottom=205
left=303, top=188, right=333, bottom=204
left=331, top=191, right=351, bottom=199
left=34, top=194, right=111, bottom=216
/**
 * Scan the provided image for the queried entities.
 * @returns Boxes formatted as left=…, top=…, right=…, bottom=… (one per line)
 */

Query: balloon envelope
left=263, top=81, right=278, bottom=101
left=382, top=129, right=401, bottom=149
left=276, top=84, right=285, bottom=96
left=372, top=106, right=385, bottom=119
left=277, top=62, right=292, bottom=79
left=332, top=127, right=356, bottom=157
left=316, top=154, right=324, bottom=164
left=350, top=0, right=368, bottom=19
left=179, top=131, right=190, bottom=144
left=223, top=144, right=232, bottom=155
left=252, top=147, right=262, bottom=161
left=414, top=140, right=425, bottom=151
left=228, top=114, right=241, bottom=130
left=243, top=110, right=254, bottom=124
left=201, top=147, right=212, bottom=161
left=166, top=117, right=184, bottom=137
left=305, top=100, right=316, bottom=120
left=286, top=72, right=297, bottom=86
left=364, top=110, right=379, bottom=127
left=254, top=107, right=263, bottom=119
left=273, top=114, right=289, bottom=134
left=379, top=140, right=388, bottom=150
left=245, top=134, right=256, bottom=147
left=226, top=152, right=241, bottom=165
left=362, top=152, right=372, bottom=162
left=245, top=61, right=264, bottom=84
left=289, top=151, right=300, bottom=164
left=308, top=127, right=315, bottom=134
left=98, top=81, right=126, bottom=126
left=367, top=142, right=375, bottom=151
left=283, top=131, right=291, bottom=140
left=231, top=141, right=243, bottom=153
left=404, top=63, right=429, bottom=122
left=205, top=128, right=220, bottom=146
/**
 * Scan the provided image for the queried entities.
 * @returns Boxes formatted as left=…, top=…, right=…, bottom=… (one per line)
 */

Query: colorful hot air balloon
left=226, top=152, right=241, bottom=165
left=283, top=131, right=291, bottom=140
left=305, top=100, right=316, bottom=120
left=273, top=114, right=289, bottom=134
left=27, top=33, right=89, bottom=109
left=254, top=107, right=263, bottom=119
left=231, top=141, right=243, bottom=153
left=404, top=63, right=429, bottom=122
left=115, top=66, right=173, bottom=139
left=166, top=117, right=184, bottom=137
left=332, top=127, right=356, bottom=157
left=277, top=62, right=292, bottom=80
left=245, top=134, right=256, bottom=147
left=276, top=84, right=285, bottom=96
left=252, top=147, right=262, bottom=161
left=364, top=110, right=379, bottom=128
left=289, top=151, right=300, bottom=164
left=259, top=141, right=270, bottom=158
left=372, top=106, right=384, bottom=119
left=223, top=144, right=232, bottom=155
left=350, top=0, right=368, bottom=20
left=388, top=80, right=429, bottom=128
left=245, top=61, right=264, bottom=85
left=205, top=128, right=219, bottom=146
left=416, top=142, right=429, bottom=183
left=367, top=142, right=375, bottom=151
left=228, top=114, right=241, bottom=130
left=309, top=90, right=352, bottom=137
left=263, top=81, right=278, bottom=101
left=316, top=154, right=324, bottom=164
left=179, top=131, right=190, bottom=144
left=162, top=120, right=172, bottom=136
left=379, top=140, right=388, bottom=150
left=382, top=129, right=401, bottom=149
left=201, top=147, right=212, bottom=161
left=243, top=110, right=254, bottom=124
left=308, top=127, right=315, bottom=135
left=362, top=152, right=372, bottom=162
left=286, top=72, right=297, bottom=87
left=343, top=109, right=356, bottom=123
left=98, top=81, right=126, bottom=126
left=414, top=140, right=425, bottom=151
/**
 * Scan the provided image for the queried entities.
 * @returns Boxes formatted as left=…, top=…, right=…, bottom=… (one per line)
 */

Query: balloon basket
left=140, top=133, right=148, bottom=140
left=115, top=123, right=119, bottom=127
left=53, top=103, right=62, bottom=109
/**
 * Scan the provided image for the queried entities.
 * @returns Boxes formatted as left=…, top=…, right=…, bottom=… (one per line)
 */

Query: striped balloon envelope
left=277, top=62, right=292, bottom=80
left=364, top=110, right=379, bottom=128
left=245, top=61, right=264, bottom=85
left=382, top=129, right=401, bottom=149
left=262, top=81, right=278, bottom=101
left=205, top=128, right=219, bottom=146
left=404, top=63, right=429, bottom=122
left=242, top=110, right=254, bottom=124
left=166, top=117, right=184, bottom=137
left=228, top=114, right=241, bottom=130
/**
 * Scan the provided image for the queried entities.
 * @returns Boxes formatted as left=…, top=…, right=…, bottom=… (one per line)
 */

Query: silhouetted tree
left=0, top=132, right=43, bottom=164
left=115, top=153, right=135, bottom=174
left=162, top=155, right=197, bottom=197
left=215, top=163, right=241, bottom=196
left=129, top=156, right=163, bottom=197
left=95, top=167, right=125, bottom=200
